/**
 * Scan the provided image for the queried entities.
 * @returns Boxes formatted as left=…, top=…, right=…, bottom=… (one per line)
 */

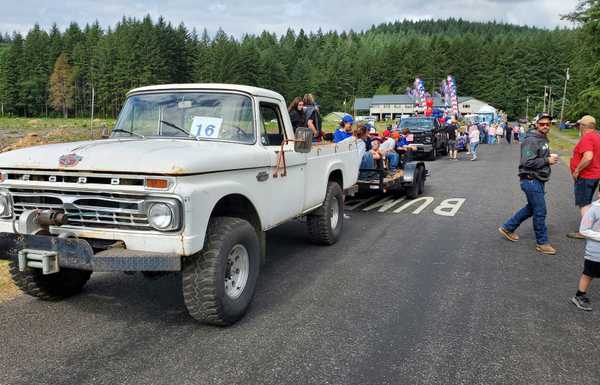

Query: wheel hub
left=224, top=244, right=250, bottom=299
left=330, top=196, right=339, bottom=230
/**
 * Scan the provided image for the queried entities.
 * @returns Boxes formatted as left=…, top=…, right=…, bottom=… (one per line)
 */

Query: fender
left=402, top=161, right=426, bottom=184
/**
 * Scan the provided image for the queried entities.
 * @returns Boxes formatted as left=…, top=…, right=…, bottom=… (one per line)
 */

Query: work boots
left=536, top=244, right=556, bottom=255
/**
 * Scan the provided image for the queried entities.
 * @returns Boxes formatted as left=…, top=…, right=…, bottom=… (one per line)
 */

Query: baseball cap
left=342, top=115, right=354, bottom=124
left=577, top=115, right=596, bottom=127
left=369, top=127, right=377, bottom=135
left=536, top=112, right=553, bottom=122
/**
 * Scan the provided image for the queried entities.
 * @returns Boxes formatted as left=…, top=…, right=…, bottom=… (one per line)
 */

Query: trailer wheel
left=418, top=167, right=426, bottom=195
left=405, top=168, right=422, bottom=199
left=8, top=262, right=92, bottom=301
left=182, top=217, right=260, bottom=326
left=307, top=181, right=343, bottom=245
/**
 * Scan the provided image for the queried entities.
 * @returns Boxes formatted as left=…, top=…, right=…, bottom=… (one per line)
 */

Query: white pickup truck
left=0, top=84, right=360, bottom=325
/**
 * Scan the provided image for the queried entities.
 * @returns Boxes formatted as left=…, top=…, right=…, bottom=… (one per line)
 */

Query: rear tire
left=8, top=262, right=91, bottom=301
left=182, top=217, right=260, bottom=326
left=307, top=181, right=344, bottom=245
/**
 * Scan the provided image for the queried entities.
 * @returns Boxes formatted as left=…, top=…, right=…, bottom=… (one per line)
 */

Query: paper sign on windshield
left=191, top=116, right=223, bottom=139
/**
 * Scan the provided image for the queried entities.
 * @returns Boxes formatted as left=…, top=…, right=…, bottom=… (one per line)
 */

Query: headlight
left=148, top=202, right=174, bottom=230
left=424, top=137, right=432, bottom=143
left=0, top=194, right=10, bottom=218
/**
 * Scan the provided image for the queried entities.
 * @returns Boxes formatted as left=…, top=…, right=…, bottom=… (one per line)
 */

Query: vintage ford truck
left=0, top=84, right=360, bottom=325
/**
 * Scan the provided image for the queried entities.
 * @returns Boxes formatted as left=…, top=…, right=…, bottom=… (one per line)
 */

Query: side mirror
left=294, top=127, right=313, bottom=153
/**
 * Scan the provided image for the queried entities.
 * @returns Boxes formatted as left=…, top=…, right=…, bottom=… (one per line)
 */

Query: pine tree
left=49, top=53, right=75, bottom=118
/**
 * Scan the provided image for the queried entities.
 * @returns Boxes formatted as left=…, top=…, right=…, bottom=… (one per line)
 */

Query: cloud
left=0, top=0, right=576, bottom=37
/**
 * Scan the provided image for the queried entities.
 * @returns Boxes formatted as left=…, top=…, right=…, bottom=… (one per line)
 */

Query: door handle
left=256, top=171, right=269, bottom=182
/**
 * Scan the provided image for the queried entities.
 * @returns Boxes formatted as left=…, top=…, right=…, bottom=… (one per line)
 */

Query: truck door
left=257, top=100, right=306, bottom=227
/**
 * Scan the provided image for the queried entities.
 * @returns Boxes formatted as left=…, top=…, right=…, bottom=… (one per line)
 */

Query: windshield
left=399, top=118, right=434, bottom=132
left=113, top=92, right=255, bottom=144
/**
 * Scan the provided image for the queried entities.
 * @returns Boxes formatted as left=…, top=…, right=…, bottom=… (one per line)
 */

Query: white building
left=354, top=95, right=491, bottom=120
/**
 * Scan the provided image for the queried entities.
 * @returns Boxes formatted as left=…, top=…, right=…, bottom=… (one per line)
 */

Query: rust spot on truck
left=170, top=166, right=188, bottom=174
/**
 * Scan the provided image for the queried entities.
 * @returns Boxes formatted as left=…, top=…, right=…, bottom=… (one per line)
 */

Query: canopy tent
left=477, top=105, right=497, bottom=114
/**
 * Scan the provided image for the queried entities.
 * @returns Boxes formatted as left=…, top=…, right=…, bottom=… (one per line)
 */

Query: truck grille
left=8, top=188, right=151, bottom=231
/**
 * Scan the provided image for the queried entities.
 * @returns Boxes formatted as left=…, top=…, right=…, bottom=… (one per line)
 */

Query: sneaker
left=571, top=295, right=592, bottom=311
left=536, top=244, right=556, bottom=255
left=471, top=157, right=477, bottom=161
left=566, top=232, right=585, bottom=239
left=499, top=227, right=519, bottom=242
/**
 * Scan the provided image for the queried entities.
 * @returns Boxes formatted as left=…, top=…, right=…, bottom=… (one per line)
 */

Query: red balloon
left=426, top=99, right=433, bottom=107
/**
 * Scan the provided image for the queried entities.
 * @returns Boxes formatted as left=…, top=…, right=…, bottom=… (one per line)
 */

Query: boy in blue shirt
left=333, top=115, right=353, bottom=143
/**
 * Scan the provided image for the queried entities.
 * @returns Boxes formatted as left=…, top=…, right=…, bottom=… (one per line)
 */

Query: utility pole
left=90, top=86, right=95, bottom=139
left=543, top=86, right=547, bottom=113
left=549, top=86, right=553, bottom=116
left=560, top=67, right=570, bottom=128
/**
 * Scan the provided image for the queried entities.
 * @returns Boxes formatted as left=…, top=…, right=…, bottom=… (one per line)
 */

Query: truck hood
left=0, top=138, right=269, bottom=175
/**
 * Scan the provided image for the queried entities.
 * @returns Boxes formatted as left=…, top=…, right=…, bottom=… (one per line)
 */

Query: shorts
left=583, top=259, right=600, bottom=278
left=447, top=139, right=456, bottom=149
left=574, top=178, right=600, bottom=207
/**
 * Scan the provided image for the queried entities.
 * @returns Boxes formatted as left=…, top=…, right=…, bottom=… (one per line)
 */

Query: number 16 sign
left=191, top=116, right=223, bottom=139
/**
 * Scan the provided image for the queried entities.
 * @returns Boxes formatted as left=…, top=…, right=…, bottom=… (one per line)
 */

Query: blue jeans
left=470, top=142, right=478, bottom=158
left=386, top=152, right=399, bottom=171
left=359, top=152, right=377, bottom=180
left=502, top=179, right=548, bottom=245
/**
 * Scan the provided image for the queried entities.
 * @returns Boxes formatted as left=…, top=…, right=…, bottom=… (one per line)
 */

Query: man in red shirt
left=568, top=115, right=600, bottom=238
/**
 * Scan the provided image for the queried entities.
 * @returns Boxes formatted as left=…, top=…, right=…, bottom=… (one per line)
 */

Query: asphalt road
left=1, top=142, right=599, bottom=385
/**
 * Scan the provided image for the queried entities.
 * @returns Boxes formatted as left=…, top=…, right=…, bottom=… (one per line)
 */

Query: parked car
left=398, top=117, right=448, bottom=160
left=0, top=83, right=360, bottom=326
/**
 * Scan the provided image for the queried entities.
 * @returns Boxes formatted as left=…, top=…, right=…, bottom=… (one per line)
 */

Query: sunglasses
left=538, top=122, right=550, bottom=127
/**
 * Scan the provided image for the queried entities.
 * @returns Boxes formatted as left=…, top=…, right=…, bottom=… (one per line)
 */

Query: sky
left=0, top=0, right=576, bottom=37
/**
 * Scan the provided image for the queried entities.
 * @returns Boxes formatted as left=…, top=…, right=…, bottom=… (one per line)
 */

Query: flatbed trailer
left=356, top=160, right=428, bottom=199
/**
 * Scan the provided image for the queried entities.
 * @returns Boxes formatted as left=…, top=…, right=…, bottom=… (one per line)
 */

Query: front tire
left=8, top=262, right=92, bottom=301
left=182, top=217, right=260, bottom=326
left=307, top=181, right=344, bottom=245
left=428, top=146, right=437, bottom=161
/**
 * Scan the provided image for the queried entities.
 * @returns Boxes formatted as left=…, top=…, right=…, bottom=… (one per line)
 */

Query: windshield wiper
left=111, top=129, right=145, bottom=139
left=160, top=120, right=191, bottom=137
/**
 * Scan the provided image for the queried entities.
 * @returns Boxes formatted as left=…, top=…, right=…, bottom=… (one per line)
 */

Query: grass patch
left=548, top=127, right=575, bottom=165
left=0, top=117, right=116, bottom=152
left=0, top=260, right=20, bottom=302
left=322, top=119, right=393, bottom=134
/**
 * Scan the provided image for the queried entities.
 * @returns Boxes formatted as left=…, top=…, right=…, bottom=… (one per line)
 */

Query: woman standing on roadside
left=496, top=123, right=504, bottom=143
left=488, top=124, right=496, bottom=144
left=469, top=124, right=480, bottom=161
left=288, top=97, right=306, bottom=134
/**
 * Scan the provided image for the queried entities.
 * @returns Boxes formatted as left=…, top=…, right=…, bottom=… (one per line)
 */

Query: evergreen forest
left=0, top=0, right=599, bottom=120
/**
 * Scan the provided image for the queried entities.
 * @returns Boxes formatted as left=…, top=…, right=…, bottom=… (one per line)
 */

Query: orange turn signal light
left=145, top=178, right=169, bottom=189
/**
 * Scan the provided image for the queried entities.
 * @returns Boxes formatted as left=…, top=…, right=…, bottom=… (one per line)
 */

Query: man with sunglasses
left=499, top=113, right=558, bottom=255
left=567, top=115, right=600, bottom=239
